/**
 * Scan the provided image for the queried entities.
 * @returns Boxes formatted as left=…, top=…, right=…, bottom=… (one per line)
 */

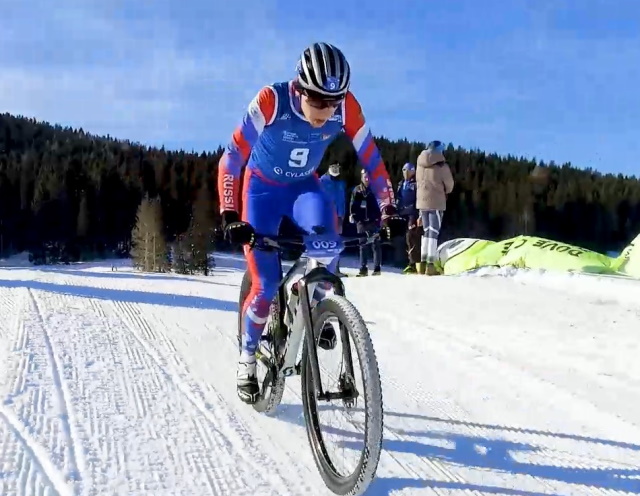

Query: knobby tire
left=300, top=295, right=383, bottom=496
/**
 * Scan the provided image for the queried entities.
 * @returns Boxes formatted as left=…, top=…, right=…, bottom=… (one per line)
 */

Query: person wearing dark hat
left=396, top=162, right=421, bottom=273
left=349, top=169, right=383, bottom=276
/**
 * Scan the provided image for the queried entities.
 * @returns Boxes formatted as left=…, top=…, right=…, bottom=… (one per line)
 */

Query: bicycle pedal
left=318, top=336, right=337, bottom=351
left=237, top=389, right=259, bottom=404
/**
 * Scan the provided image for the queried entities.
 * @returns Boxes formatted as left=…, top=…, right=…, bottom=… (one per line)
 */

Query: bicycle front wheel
left=300, top=295, right=383, bottom=496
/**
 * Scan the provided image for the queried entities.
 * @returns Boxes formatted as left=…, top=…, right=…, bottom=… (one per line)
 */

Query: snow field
left=0, top=254, right=638, bottom=495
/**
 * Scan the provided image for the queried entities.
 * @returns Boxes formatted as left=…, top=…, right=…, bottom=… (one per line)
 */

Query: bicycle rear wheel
left=237, top=269, right=286, bottom=414
left=300, top=295, right=383, bottom=496
left=237, top=270, right=252, bottom=353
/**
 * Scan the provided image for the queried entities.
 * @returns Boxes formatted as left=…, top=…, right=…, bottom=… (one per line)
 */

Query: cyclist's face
left=300, top=94, right=341, bottom=128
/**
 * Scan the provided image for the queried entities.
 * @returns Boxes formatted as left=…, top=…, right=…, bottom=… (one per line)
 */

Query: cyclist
left=217, top=42, right=405, bottom=404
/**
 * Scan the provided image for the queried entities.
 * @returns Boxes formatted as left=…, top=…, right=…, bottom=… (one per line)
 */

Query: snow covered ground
left=0, top=252, right=639, bottom=496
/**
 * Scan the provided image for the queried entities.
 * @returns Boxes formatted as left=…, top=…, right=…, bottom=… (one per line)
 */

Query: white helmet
left=296, top=42, right=351, bottom=99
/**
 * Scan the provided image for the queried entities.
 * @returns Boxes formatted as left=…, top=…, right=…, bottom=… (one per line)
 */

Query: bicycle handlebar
left=251, top=231, right=381, bottom=251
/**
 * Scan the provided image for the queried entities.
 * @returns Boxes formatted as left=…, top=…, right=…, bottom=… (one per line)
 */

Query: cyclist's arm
left=395, top=181, right=404, bottom=210
left=342, top=92, right=395, bottom=211
left=348, top=186, right=361, bottom=223
left=348, top=186, right=358, bottom=214
left=217, top=86, right=277, bottom=213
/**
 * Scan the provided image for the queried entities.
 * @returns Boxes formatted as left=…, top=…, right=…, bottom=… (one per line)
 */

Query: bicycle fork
left=296, top=268, right=358, bottom=402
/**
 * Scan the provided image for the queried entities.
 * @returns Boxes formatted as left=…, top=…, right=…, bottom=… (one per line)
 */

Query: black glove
left=380, top=205, right=407, bottom=241
left=221, top=211, right=256, bottom=247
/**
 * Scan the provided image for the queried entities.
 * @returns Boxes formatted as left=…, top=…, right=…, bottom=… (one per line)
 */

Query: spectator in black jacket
left=349, top=169, right=382, bottom=276
left=396, top=162, right=421, bottom=273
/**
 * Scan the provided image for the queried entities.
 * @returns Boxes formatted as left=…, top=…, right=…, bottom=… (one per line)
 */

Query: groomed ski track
left=0, top=253, right=638, bottom=496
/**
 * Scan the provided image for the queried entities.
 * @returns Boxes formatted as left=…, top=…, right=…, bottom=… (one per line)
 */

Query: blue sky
left=1, top=0, right=639, bottom=177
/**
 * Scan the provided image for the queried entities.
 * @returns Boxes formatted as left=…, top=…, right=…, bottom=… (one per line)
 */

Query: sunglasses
left=294, top=82, right=344, bottom=109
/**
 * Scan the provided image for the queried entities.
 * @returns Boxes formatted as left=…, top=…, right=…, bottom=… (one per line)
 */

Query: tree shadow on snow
left=0, top=279, right=238, bottom=312
left=272, top=403, right=640, bottom=495
left=29, top=267, right=239, bottom=287
left=0, top=261, right=241, bottom=287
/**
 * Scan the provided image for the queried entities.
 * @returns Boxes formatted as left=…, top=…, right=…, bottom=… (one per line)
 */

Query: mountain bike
left=237, top=231, right=383, bottom=496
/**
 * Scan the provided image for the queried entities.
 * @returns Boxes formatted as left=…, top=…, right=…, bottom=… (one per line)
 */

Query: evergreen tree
left=170, top=234, right=189, bottom=274
left=176, top=185, right=216, bottom=275
left=130, top=195, right=169, bottom=272
left=76, top=192, right=90, bottom=239
left=0, top=112, right=638, bottom=264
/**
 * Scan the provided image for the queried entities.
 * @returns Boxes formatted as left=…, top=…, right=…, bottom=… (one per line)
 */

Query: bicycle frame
left=253, top=233, right=375, bottom=401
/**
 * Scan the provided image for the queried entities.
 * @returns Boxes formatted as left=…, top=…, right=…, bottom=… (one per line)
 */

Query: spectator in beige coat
left=416, top=140, right=455, bottom=275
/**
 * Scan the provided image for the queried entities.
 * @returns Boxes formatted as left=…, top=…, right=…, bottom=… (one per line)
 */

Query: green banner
left=437, top=238, right=503, bottom=275
left=498, top=235, right=613, bottom=274
left=612, top=233, right=640, bottom=278
left=437, top=233, right=640, bottom=279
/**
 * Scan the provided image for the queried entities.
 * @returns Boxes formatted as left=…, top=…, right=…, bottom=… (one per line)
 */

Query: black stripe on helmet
left=309, top=45, right=325, bottom=89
